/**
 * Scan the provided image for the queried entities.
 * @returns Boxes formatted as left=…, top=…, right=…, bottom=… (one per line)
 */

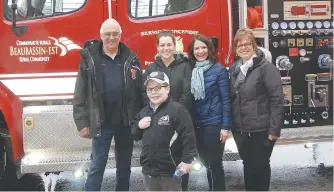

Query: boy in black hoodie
left=131, top=71, right=197, bottom=191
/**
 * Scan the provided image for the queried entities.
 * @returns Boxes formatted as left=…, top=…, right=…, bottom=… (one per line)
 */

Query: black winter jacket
left=142, top=53, right=192, bottom=111
left=229, top=50, right=284, bottom=137
left=131, top=97, right=197, bottom=177
left=73, top=40, right=143, bottom=137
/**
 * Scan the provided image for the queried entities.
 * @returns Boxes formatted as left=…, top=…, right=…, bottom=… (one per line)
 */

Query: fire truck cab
left=0, top=0, right=332, bottom=189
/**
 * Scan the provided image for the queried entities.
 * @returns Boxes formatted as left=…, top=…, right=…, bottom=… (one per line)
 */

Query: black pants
left=195, top=126, right=226, bottom=191
left=181, top=173, right=189, bottom=191
left=233, top=130, right=276, bottom=191
left=143, top=174, right=182, bottom=191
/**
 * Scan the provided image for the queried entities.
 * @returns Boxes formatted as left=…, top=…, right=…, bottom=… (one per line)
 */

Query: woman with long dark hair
left=188, top=34, right=231, bottom=191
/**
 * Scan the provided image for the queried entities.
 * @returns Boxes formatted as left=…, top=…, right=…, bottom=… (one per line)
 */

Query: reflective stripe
left=21, top=95, right=73, bottom=101
left=169, top=131, right=178, bottom=147
left=0, top=72, right=77, bottom=78
left=0, top=77, right=76, bottom=96
left=169, top=131, right=178, bottom=166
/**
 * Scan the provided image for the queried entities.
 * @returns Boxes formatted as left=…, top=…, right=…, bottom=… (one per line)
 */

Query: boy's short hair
left=144, top=71, right=170, bottom=86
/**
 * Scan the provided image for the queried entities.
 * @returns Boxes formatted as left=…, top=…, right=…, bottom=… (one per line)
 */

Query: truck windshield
left=164, top=0, right=202, bottom=14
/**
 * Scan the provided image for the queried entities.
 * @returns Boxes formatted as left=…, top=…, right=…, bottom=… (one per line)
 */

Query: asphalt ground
left=11, top=139, right=331, bottom=191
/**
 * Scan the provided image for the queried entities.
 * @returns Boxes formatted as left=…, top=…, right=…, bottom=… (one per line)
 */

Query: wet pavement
left=4, top=139, right=333, bottom=191
left=34, top=139, right=333, bottom=191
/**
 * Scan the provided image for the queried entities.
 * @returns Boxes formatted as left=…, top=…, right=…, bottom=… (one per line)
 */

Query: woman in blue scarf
left=188, top=34, right=232, bottom=191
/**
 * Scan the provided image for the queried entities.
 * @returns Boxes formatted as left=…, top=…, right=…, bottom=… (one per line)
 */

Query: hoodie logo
left=158, top=115, right=170, bottom=125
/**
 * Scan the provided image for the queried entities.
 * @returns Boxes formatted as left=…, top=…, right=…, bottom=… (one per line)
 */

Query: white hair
left=100, top=18, right=122, bottom=34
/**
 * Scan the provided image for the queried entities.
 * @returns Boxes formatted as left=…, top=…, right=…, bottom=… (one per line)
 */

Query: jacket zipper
left=237, top=90, right=244, bottom=134
left=87, top=50, right=101, bottom=129
left=123, top=55, right=137, bottom=91
left=123, top=55, right=137, bottom=126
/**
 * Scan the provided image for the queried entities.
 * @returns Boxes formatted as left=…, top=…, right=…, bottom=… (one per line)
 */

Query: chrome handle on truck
left=108, top=0, right=112, bottom=18
left=225, top=0, right=233, bottom=65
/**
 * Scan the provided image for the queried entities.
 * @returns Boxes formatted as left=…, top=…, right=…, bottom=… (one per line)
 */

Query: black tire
left=17, top=173, right=45, bottom=191
left=0, top=147, right=19, bottom=190
left=0, top=138, right=44, bottom=191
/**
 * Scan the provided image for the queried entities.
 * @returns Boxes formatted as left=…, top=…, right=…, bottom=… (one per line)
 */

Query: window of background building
left=5, top=0, right=85, bottom=21
left=129, top=0, right=203, bottom=18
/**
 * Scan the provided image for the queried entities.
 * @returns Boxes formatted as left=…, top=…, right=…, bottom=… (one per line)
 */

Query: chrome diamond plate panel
left=23, top=105, right=92, bottom=152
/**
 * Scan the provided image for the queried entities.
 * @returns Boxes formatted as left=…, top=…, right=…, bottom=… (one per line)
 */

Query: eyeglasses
left=102, top=32, right=121, bottom=38
left=236, top=42, right=252, bottom=49
left=146, top=85, right=167, bottom=93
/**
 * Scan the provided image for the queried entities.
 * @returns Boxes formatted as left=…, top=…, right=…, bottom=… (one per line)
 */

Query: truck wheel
left=17, top=173, right=45, bottom=191
left=0, top=145, right=19, bottom=190
left=0, top=139, right=44, bottom=191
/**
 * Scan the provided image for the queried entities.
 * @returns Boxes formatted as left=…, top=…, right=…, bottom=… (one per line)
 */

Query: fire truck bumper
left=20, top=105, right=333, bottom=174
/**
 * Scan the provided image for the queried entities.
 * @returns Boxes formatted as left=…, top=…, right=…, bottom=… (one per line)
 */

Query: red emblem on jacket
left=131, top=69, right=137, bottom=79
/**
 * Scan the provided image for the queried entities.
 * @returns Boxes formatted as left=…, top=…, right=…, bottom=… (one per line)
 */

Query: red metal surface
left=291, top=6, right=306, bottom=16
left=0, top=0, right=234, bottom=161
left=0, top=82, right=23, bottom=161
left=291, top=5, right=328, bottom=16
left=311, top=5, right=327, bottom=8
left=247, top=6, right=263, bottom=28
left=116, top=0, right=228, bottom=67
left=0, top=1, right=104, bottom=160
left=0, top=1, right=104, bottom=75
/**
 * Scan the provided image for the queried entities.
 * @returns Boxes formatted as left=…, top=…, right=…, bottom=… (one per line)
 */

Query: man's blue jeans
left=84, top=126, right=134, bottom=191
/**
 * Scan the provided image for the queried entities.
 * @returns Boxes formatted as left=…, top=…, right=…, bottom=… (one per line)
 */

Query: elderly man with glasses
left=73, top=18, right=143, bottom=191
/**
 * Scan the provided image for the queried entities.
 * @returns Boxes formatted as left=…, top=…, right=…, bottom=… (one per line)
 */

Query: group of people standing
left=73, top=18, right=284, bottom=191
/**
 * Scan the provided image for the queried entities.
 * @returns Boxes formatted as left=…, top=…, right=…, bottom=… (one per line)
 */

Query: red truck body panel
left=0, top=0, right=234, bottom=161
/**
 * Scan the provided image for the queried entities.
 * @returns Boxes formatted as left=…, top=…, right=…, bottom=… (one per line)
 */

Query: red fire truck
left=0, top=0, right=332, bottom=188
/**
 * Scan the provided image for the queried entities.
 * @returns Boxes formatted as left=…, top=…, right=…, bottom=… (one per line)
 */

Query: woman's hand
left=220, top=129, right=230, bottom=143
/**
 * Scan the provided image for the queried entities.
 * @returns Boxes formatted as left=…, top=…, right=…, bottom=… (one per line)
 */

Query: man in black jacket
left=73, top=18, right=143, bottom=191
left=132, top=71, right=198, bottom=191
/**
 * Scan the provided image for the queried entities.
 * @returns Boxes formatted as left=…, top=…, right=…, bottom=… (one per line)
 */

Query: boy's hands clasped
left=138, top=117, right=151, bottom=129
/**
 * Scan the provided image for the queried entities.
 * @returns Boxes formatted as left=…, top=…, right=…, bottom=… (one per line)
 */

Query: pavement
left=46, top=139, right=333, bottom=191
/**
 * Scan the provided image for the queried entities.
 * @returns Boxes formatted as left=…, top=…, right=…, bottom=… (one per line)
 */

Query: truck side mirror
left=10, top=0, right=27, bottom=37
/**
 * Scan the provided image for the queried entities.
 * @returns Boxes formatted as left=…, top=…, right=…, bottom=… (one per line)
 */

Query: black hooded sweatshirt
left=142, top=53, right=193, bottom=112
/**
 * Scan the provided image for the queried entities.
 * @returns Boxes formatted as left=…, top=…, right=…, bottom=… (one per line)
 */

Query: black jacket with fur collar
left=229, top=49, right=284, bottom=137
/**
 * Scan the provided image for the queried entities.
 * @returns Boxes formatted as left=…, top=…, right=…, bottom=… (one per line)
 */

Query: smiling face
left=146, top=80, right=170, bottom=107
left=100, top=23, right=121, bottom=51
left=157, top=36, right=176, bottom=60
left=234, top=28, right=258, bottom=62
left=193, top=40, right=209, bottom=61
left=235, top=37, right=255, bottom=61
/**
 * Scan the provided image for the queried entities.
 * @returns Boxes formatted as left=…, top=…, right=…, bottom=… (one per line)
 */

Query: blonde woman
left=229, top=28, right=284, bottom=191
